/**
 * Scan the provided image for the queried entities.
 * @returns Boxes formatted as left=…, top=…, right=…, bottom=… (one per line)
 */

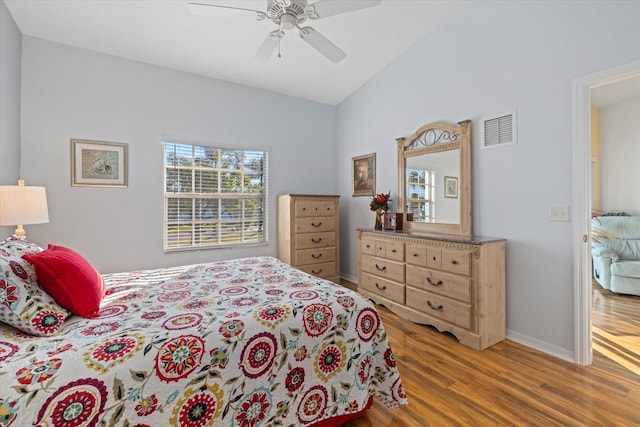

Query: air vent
left=482, top=111, right=517, bottom=149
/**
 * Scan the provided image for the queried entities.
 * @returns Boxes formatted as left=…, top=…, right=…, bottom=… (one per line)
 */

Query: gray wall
left=0, top=0, right=21, bottom=235
left=0, top=0, right=20, bottom=184
left=0, top=1, right=20, bottom=171
left=336, top=1, right=640, bottom=359
left=19, top=37, right=337, bottom=273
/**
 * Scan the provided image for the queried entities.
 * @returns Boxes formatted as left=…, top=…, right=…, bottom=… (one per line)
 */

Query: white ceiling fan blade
left=299, top=27, right=346, bottom=63
left=187, top=2, right=263, bottom=19
left=254, top=33, right=280, bottom=62
left=307, top=0, right=381, bottom=19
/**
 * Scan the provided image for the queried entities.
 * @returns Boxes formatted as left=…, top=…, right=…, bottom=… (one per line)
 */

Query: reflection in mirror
left=406, top=149, right=460, bottom=224
left=397, top=120, right=471, bottom=237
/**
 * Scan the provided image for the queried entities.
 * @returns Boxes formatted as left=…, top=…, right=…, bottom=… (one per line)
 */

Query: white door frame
left=573, top=59, right=640, bottom=365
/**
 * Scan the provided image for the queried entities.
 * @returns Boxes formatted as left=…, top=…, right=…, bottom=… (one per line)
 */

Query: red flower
left=235, top=390, right=270, bottom=427
left=384, top=347, right=396, bottom=368
left=31, top=310, right=66, bottom=336
left=135, top=394, right=158, bottom=416
left=16, top=358, right=61, bottom=385
left=285, top=367, right=305, bottom=392
left=9, top=261, right=28, bottom=280
left=155, top=335, right=204, bottom=383
left=0, top=280, right=18, bottom=309
left=370, top=192, right=391, bottom=212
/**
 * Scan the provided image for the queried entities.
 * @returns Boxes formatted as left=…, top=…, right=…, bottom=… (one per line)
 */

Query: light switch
left=549, top=206, right=570, bottom=221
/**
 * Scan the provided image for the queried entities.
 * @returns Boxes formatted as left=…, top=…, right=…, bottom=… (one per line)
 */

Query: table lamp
left=0, top=179, right=49, bottom=240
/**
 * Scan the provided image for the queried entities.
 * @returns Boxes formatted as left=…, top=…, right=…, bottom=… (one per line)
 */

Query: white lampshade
left=0, top=181, right=49, bottom=240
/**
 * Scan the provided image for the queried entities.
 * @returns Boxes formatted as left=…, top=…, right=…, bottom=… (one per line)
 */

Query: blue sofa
left=592, top=216, right=640, bottom=296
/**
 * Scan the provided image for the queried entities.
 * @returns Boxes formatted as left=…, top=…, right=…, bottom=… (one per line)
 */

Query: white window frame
left=406, top=169, right=436, bottom=222
left=163, top=141, right=268, bottom=251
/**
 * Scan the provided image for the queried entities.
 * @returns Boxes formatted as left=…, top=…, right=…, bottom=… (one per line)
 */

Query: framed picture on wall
left=71, top=139, right=128, bottom=187
left=352, top=153, right=376, bottom=196
left=444, top=176, right=458, bottom=198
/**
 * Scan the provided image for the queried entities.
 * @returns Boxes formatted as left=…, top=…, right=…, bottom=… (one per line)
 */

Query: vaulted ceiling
left=5, top=0, right=464, bottom=105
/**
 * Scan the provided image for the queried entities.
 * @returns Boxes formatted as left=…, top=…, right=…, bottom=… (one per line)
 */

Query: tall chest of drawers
left=358, top=229, right=505, bottom=350
left=278, top=195, right=340, bottom=284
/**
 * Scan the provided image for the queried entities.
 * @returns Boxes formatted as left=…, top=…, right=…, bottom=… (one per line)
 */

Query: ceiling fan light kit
left=189, top=0, right=381, bottom=62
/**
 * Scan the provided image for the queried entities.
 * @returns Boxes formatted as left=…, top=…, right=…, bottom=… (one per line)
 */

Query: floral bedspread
left=0, top=256, right=406, bottom=426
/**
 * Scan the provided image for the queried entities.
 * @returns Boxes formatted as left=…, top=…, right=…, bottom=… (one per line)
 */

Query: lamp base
left=13, top=225, right=26, bottom=240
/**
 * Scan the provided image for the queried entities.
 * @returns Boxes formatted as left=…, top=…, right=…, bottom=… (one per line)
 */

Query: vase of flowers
left=370, top=192, right=391, bottom=230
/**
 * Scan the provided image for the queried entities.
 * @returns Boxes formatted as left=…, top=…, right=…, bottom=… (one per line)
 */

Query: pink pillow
left=23, top=245, right=105, bottom=318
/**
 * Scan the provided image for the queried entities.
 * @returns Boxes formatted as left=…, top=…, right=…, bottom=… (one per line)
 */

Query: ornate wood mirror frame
left=396, top=120, right=472, bottom=237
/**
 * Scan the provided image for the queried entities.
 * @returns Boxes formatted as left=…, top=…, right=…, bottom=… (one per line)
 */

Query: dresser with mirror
left=357, top=120, right=506, bottom=350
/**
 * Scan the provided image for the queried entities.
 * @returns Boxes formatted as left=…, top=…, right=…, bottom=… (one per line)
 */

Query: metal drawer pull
left=375, top=283, right=387, bottom=291
left=451, top=260, right=458, bottom=265
left=426, top=277, right=443, bottom=286
left=392, top=249, right=397, bottom=253
left=366, top=244, right=371, bottom=248
left=311, top=238, right=322, bottom=243
left=312, top=254, right=322, bottom=259
left=312, top=269, right=322, bottom=274
left=375, top=264, right=387, bottom=272
left=427, top=300, right=443, bottom=311
left=432, top=256, right=437, bottom=261
left=413, top=253, right=419, bottom=257
left=311, top=222, right=322, bottom=227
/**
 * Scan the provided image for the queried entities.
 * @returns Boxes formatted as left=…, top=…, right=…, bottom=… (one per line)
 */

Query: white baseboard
left=507, top=329, right=575, bottom=363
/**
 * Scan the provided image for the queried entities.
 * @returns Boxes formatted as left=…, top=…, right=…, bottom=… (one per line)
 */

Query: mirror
left=396, top=120, right=471, bottom=237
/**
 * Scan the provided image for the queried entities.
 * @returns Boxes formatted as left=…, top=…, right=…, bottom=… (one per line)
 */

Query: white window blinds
left=164, top=142, right=268, bottom=250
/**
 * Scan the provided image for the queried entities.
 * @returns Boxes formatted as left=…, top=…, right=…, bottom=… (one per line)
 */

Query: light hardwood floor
left=340, top=280, right=640, bottom=426
left=592, top=281, right=640, bottom=383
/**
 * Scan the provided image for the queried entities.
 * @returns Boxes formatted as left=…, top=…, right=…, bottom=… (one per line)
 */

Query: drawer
left=364, top=238, right=403, bottom=261
left=383, top=240, right=405, bottom=261
left=427, top=246, right=442, bottom=270
left=295, top=199, right=336, bottom=217
left=362, top=237, right=376, bottom=255
left=406, top=244, right=427, bottom=267
left=295, top=232, right=335, bottom=249
left=298, top=261, right=337, bottom=279
left=361, top=256, right=405, bottom=283
left=406, top=287, right=472, bottom=329
left=441, top=249, right=472, bottom=276
left=296, top=217, right=336, bottom=233
left=406, top=265, right=471, bottom=303
left=295, top=247, right=336, bottom=266
left=360, top=272, right=405, bottom=304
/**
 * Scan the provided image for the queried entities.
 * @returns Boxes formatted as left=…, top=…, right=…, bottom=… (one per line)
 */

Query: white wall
left=19, top=37, right=337, bottom=273
left=337, top=1, right=640, bottom=358
left=600, top=94, right=640, bottom=214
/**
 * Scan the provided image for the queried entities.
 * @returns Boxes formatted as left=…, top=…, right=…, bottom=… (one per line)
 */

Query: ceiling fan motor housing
left=267, top=0, right=307, bottom=21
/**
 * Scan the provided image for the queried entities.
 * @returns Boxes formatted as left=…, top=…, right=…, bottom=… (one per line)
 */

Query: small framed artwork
left=352, top=153, right=376, bottom=197
left=444, top=176, right=458, bottom=199
left=71, top=139, right=128, bottom=187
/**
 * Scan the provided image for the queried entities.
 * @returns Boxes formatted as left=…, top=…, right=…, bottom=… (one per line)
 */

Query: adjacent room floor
left=592, top=280, right=640, bottom=382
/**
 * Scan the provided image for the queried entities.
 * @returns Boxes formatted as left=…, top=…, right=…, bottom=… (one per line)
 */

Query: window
left=164, top=142, right=268, bottom=250
left=406, top=169, right=435, bottom=222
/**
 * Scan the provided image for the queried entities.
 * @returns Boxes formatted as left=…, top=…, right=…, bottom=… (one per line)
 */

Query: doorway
left=573, top=59, right=640, bottom=366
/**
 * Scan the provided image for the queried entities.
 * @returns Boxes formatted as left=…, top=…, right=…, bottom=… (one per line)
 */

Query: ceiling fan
left=187, top=0, right=382, bottom=63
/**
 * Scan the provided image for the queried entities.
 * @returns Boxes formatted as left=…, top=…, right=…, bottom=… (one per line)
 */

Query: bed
left=0, top=237, right=406, bottom=426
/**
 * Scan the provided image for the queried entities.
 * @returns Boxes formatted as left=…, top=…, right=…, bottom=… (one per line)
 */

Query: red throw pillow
left=23, top=245, right=105, bottom=318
